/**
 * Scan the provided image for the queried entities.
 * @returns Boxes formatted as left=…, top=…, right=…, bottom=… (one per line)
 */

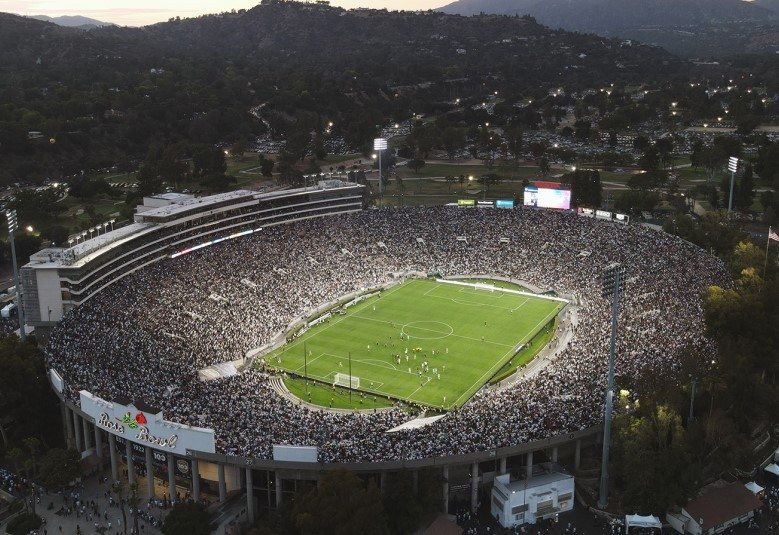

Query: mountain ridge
left=28, top=14, right=113, bottom=28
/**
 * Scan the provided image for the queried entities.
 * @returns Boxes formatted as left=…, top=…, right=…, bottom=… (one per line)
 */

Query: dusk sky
left=0, top=0, right=445, bottom=26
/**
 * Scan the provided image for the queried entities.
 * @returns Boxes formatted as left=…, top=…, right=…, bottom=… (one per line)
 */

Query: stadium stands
left=46, top=205, right=728, bottom=463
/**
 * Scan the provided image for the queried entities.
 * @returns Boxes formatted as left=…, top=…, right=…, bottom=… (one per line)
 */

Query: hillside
left=439, top=0, right=774, bottom=30
left=29, top=15, right=113, bottom=28
left=438, top=0, right=777, bottom=56
left=0, top=1, right=684, bottom=185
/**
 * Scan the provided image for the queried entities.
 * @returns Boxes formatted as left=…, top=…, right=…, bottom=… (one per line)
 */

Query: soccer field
left=263, top=278, right=564, bottom=410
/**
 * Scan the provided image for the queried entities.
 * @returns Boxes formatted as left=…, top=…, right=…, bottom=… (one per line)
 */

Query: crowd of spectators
left=46, top=207, right=729, bottom=463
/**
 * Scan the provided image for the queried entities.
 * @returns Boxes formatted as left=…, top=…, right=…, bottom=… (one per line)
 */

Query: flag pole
left=304, top=342, right=308, bottom=395
left=765, top=226, right=771, bottom=279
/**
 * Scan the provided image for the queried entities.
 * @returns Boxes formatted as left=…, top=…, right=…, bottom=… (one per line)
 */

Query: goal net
left=474, top=282, right=496, bottom=292
left=333, top=373, right=360, bottom=389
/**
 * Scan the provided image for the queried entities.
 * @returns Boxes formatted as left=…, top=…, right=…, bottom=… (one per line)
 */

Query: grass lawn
left=489, top=316, right=558, bottom=384
left=261, top=278, right=563, bottom=410
left=398, top=163, right=542, bottom=181
left=283, top=376, right=396, bottom=410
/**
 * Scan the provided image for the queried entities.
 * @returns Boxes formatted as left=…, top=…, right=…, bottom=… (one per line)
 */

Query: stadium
left=22, top=180, right=728, bottom=522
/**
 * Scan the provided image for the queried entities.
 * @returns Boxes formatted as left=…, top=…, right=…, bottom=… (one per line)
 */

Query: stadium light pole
left=5, top=210, right=26, bottom=342
left=597, top=263, right=627, bottom=510
left=374, top=138, right=388, bottom=197
left=727, top=156, right=738, bottom=213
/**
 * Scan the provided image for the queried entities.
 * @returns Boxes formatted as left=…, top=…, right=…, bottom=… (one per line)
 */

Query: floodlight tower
left=727, top=156, right=738, bottom=213
left=5, top=210, right=26, bottom=342
left=597, top=263, right=627, bottom=509
left=374, top=137, right=388, bottom=197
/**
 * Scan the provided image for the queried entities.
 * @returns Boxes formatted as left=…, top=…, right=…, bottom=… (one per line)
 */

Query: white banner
left=80, top=391, right=216, bottom=455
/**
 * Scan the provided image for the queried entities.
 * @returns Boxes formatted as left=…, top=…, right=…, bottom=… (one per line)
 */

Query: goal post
left=333, top=372, right=360, bottom=389
left=474, top=282, right=496, bottom=292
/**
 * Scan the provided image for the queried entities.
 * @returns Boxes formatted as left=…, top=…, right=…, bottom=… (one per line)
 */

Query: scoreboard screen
left=523, top=187, right=571, bottom=210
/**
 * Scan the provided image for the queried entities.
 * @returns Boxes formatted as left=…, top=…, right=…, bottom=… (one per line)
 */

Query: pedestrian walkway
left=1, top=472, right=166, bottom=535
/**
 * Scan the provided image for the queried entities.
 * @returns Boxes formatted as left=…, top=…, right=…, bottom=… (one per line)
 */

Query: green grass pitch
left=262, top=279, right=564, bottom=410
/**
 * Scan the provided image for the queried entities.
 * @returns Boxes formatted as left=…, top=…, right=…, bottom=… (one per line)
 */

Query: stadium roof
left=683, top=482, right=762, bottom=530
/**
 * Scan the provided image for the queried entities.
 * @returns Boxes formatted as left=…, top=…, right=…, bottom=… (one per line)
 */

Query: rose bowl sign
left=80, top=390, right=215, bottom=456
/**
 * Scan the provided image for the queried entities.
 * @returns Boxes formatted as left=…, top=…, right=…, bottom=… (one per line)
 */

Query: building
left=35, top=183, right=601, bottom=527
left=19, top=181, right=365, bottom=330
left=490, top=464, right=574, bottom=528
left=668, top=482, right=762, bottom=535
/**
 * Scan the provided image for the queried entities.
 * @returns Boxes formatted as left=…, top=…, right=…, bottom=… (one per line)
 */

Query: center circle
left=400, top=321, right=454, bottom=340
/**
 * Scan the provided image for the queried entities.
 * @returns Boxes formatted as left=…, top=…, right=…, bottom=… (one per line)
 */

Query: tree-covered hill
left=0, top=0, right=684, bottom=185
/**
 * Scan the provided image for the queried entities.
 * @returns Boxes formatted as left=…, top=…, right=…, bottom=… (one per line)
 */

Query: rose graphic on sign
left=118, top=411, right=147, bottom=429
left=120, top=412, right=138, bottom=429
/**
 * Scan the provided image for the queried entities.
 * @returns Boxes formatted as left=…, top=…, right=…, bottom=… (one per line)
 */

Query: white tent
left=765, top=463, right=779, bottom=477
left=625, top=514, right=662, bottom=534
left=745, top=482, right=764, bottom=495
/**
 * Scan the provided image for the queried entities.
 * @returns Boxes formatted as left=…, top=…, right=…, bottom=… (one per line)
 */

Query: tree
left=406, top=158, right=425, bottom=174
left=259, top=155, right=275, bottom=177
left=612, top=405, right=699, bottom=514
left=129, top=482, right=141, bottom=535
left=614, top=190, right=660, bottom=215
left=441, top=127, right=465, bottom=159
left=8, top=189, right=64, bottom=226
left=627, top=170, right=666, bottom=191
left=734, top=163, right=755, bottom=211
left=191, top=144, right=227, bottom=179
left=41, top=225, right=69, bottom=247
left=445, top=175, right=456, bottom=193
left=506, top=127, right=523, bottom=159
left=639, top=147, right=661, bottom=171
left=755, top=142, right=779, bottom=183
left=0, top=336, right=60, bottom=448
left=478, top=173, right=500, bottom=200
left=38, top=448, right=80, bottom=489
left=538, top=156, right=550, bottom=177
left=560, top=170, right=602, bottom=208
left=112, top=481, right=128, bottom=535
left=292, top=471, right=389, bottom=535
left=231, top=138, right=248, bottom=158
left=162, top=501, right=215, bottom=535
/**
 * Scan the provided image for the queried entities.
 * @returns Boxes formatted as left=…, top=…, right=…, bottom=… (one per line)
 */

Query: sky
left=1, top=0, right=445, bottom=26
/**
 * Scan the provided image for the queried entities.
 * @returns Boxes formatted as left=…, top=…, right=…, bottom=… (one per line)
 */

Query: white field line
left=457, top=286, right=506, bottom=299
left=450, top=303, right=563, bottom=407
left=350, top=314, right=513, bottom=348
left=272, top=281, right=409, bottom=357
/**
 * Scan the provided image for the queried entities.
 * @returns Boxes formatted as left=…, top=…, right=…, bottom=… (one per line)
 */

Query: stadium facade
left=22, top=182, right=602, bottom=523
left=20, top=181, right=364, bottom=328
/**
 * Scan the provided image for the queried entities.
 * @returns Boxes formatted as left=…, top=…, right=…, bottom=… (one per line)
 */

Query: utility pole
left=598, top=263, right=627, bottom=510
left=5, top=210, right=25, bottom=342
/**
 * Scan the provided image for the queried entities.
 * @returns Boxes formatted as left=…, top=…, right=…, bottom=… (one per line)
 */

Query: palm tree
left=128, top=482, right=140, bottom=535
left=22, top=438, right=41, bottom=516
left=445, top=175, right=456, bottom=193
left=111, top=481, right=128, bottom=535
